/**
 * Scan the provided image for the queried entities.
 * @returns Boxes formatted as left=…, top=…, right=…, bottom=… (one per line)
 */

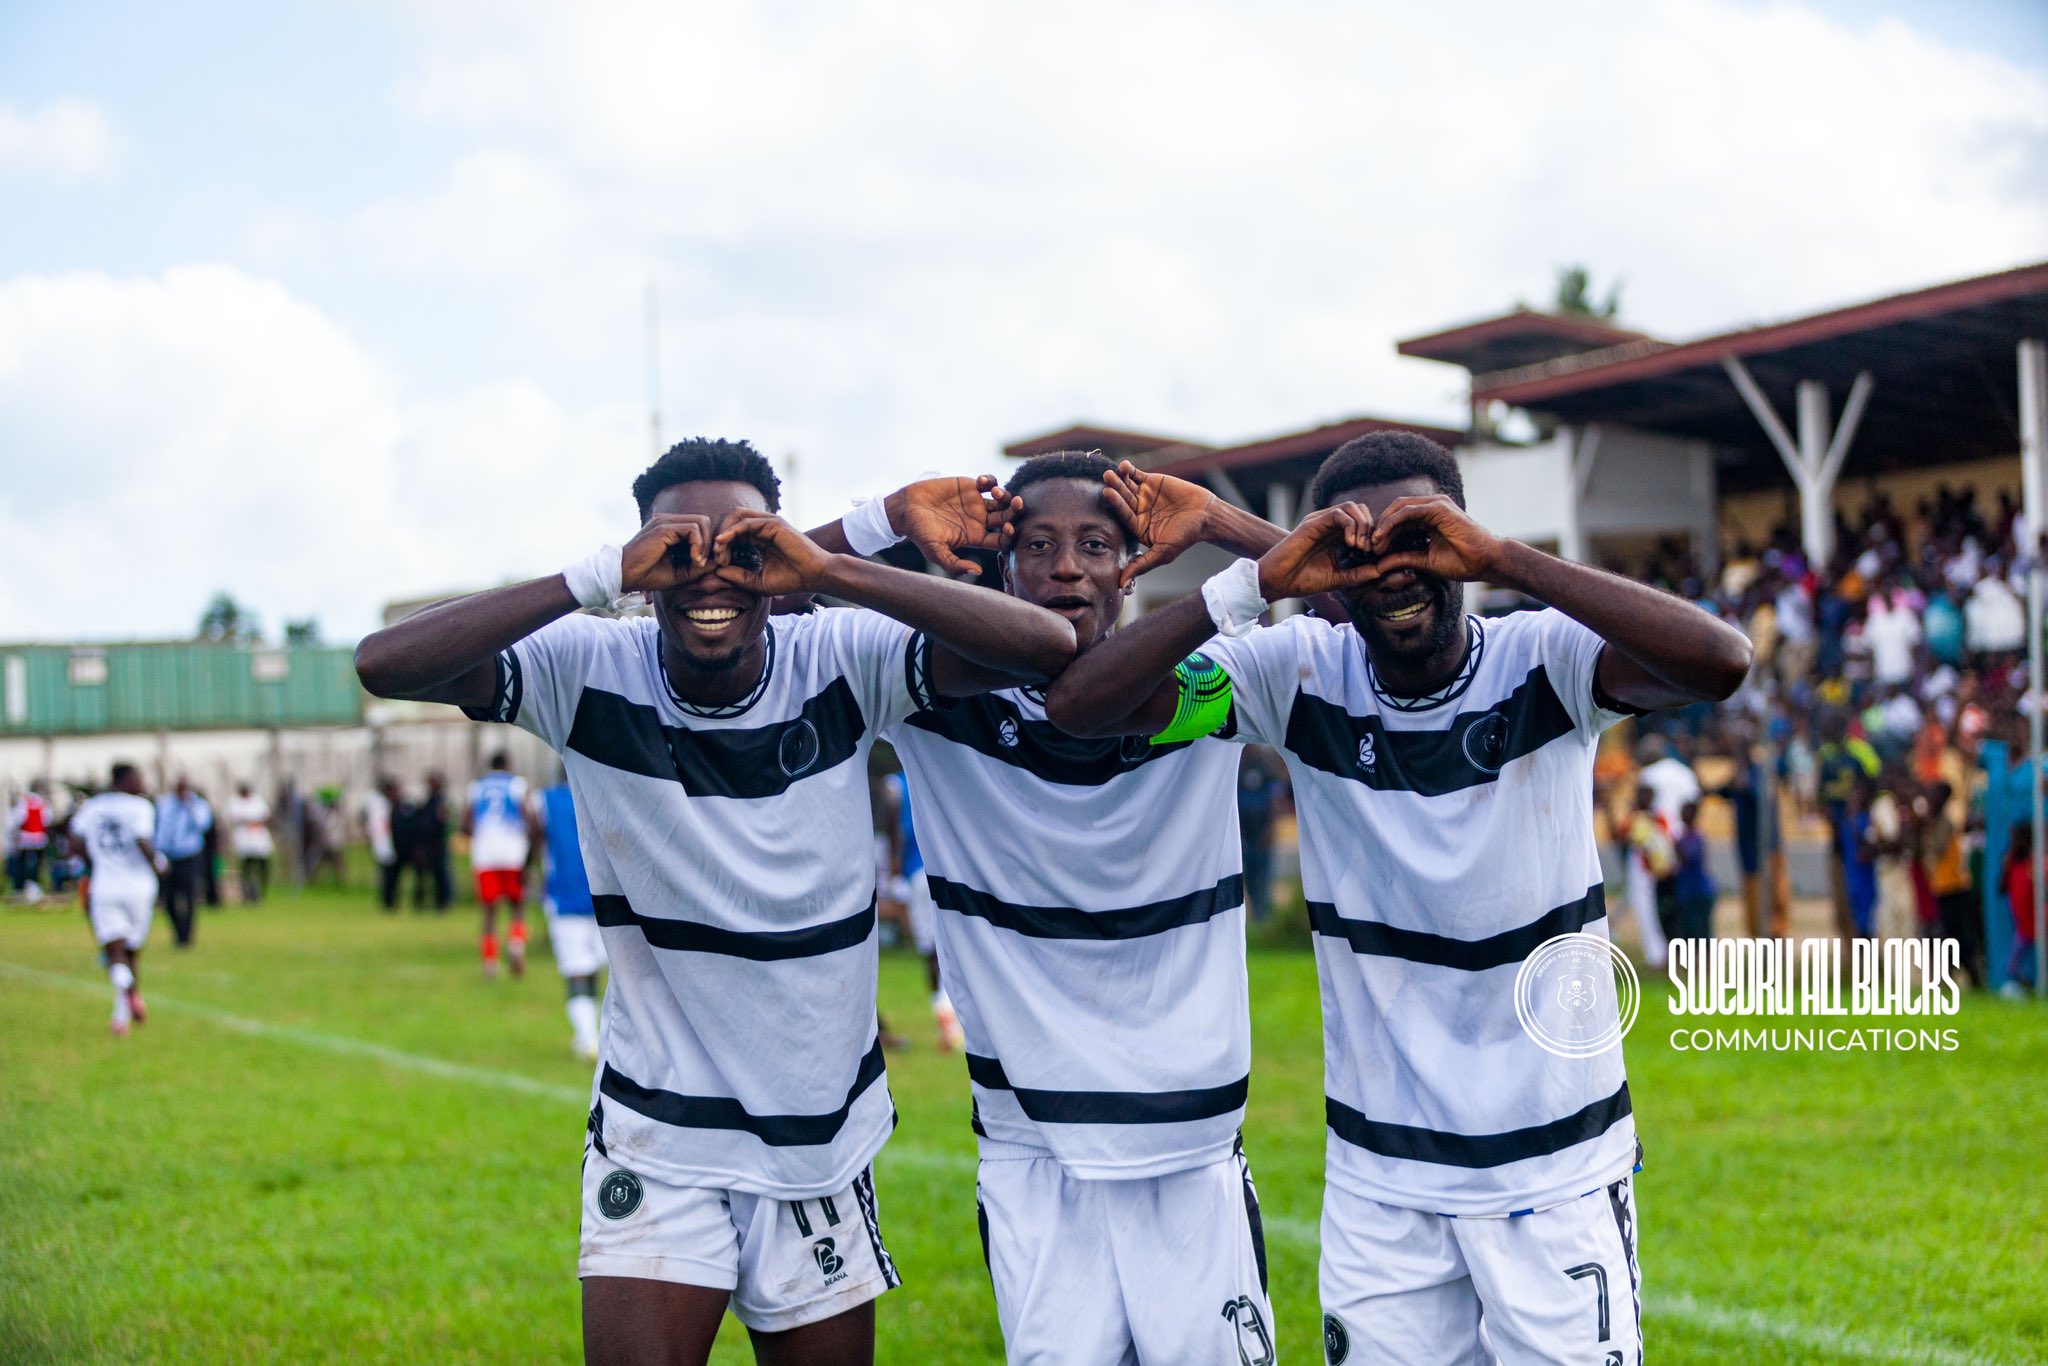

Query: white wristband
left=562, top=544, right=624, bottom=610
left=1201, top=558, right=1268, bottom=636
left=842, top=493, right=904, bottom=557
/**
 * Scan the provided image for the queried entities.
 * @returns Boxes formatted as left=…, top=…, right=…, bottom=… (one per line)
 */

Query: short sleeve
left=1530, top=608, right=1628, bottom=737
left=809, top=608, right=920, bottom=739
left=463, top=612, right=616, bottom=751
left=1198, top=618, right=1309, bottom=748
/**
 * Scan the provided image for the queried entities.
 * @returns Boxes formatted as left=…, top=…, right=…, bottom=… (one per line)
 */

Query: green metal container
left=0, top=642, right=364, bottom=737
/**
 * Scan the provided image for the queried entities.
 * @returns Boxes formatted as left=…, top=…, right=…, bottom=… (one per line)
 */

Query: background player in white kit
left=463, top=752, right=536, bottom=978
left=70, top=763, right=166, bottom=1037
left=856, top=450, right=1293, bottom=1364
left=1050, top=433, right=1751, bottom=1365
left=354, top=439, right=1073, bottom=1366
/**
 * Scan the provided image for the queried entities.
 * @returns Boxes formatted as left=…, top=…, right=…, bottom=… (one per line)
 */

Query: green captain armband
left=1151, top=652, right=1234, bottom=745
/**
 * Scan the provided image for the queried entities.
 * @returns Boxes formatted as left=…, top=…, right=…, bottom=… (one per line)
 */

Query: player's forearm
left=1045, top=593, right=1215, bottom=737
left=354, top=576, right=577, bottom=699
left=1490, top=540, right=1753, bottom=702
left=815, top=555, right=1075, bottom=680
left=1201, top=501, right=1288, bottom=561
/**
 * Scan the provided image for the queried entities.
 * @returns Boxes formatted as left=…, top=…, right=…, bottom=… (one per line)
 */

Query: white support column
left=1266, top=481, right=1296, bottom=531
left=2018, top=337, right=2047, bottom=997
left=1721, top=357, right=1872, bottom=568
left=1558, top=424, right=1602, bottom=562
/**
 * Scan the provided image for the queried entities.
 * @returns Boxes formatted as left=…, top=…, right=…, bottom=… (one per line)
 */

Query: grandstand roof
left=1001, top=423, right=1203, bottom=461
left=1135, top=414, right=1467, bottom=479
left=1469, top=261, right=2048, bottom=487
left=1396, top=308, right=1657, bottom=375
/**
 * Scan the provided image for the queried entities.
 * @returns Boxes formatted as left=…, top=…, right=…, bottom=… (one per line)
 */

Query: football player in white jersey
left=354, top=439, right=1074, bottom=1366
left=849, top=449, right=1294, bottom=1365
left=70, top=763, right=166, bottom=1037
left=1048, top=433, right=1751, bottom=1365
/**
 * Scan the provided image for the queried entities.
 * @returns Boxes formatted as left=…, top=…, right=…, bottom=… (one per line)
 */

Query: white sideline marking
left=0, top=961, right=588, bottom=1106
left=3, top=961, right=2011, bottom=1364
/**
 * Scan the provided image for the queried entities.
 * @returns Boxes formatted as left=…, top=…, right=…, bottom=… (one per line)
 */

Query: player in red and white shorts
left=463, top=753, right=536, bottom=977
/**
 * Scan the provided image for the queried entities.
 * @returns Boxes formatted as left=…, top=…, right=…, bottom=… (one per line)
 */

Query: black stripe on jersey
left=966, top=1053, right=1249, bottom=1126
left=592, top=894, right=877, bottom=960
left=902, top=692, right=1205, bottom=787
left=1324, top=1080, right=1632, bottom=1169
left=597, top=1036, right=888, bottom=1147
left=928, top=873, right=1244, bottom=941
left=565, top=677, right=866, bottom=798
left=1307, top=884, right=1605, bottom=971
left=1283, top=663, right=1576, bottom=796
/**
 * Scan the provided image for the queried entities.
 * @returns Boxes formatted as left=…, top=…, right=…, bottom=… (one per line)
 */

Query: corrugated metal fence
left=0, top=642, right=363, bottom=737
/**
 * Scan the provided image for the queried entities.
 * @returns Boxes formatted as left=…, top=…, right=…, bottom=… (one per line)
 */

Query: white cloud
left=354, top=0, right=2048, bottom=535
left=0, top=98, right=120, bottom=180
left=0, top=266, right=642, bottom=642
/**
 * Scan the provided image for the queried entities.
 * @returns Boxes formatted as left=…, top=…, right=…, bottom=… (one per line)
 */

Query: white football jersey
left=468, top=608, right=917, bottom=1199
left=1205, top=608, right=1637, bottom=1216
left=72, top=792, right=159, bottom=901
left=889, top=656, right=1250, bottom=1180
left=465, top=770, right=530, bottom=871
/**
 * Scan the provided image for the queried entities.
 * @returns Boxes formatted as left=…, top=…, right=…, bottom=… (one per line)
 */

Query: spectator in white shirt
left=226, top=784, right=274, bottom=904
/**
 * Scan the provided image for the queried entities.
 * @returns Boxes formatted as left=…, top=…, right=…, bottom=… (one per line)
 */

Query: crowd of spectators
left=1616, top=483, right=2040, bottom=989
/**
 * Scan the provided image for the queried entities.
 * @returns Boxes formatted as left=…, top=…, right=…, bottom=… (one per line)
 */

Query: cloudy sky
left=2, top=0, right=2044, bottom=643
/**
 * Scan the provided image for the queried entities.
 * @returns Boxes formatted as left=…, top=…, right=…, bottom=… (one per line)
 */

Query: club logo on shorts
left=1513, top=932, right=1641, bottom=1058
left=997, top=717, right=1019, bottom=748
left=1220, top=1296, right=1274, bottom=1366
left=778, top=719, right=821, bottom=777
left=1462, top=711, right=1510, bottom=773
left=812, top=1237, right=847, bottom=1284
left=597, top=1169, right=643, bottom=1220
left=1323, top=1313, right=1350, bottom=1364
left=1356, top=734, right=1377, bottom=770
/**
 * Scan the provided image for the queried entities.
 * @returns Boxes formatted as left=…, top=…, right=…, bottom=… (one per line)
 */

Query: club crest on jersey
left=1323, top=1313, right=1350, bottom=1364
left=1356, top=734, right=1377, bottom=770
left=812, top=1237, right=847, bottom=1284
left=778, top=719, right=821, bottom=777
left=1463, top=711, right=1510, bottom=773
left=597, top=1169, right=643, bottom=1220
left=997, top=717, right=1020, bottom=748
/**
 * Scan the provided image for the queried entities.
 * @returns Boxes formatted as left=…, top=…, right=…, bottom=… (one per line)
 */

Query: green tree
left=1554, top=265, right=1622, bottom=320
left=284, top=618, right=321, bottom=648
left=196, top=592, right=261, bottom=644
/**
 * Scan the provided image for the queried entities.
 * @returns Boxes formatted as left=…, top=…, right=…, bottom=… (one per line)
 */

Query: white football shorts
left=1319, top=1175, right=1641, bottom=1366
left=88, top=892, right=154, bottom=950
left=975, top=1138, right=1275, bottom=1365
left=579, top=1146, right=899, bottom=1334
left=545, top=906, right=607, bottom=979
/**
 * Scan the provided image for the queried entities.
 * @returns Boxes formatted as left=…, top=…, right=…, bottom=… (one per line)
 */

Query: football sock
left=110, top=962, right=135, bottom=1024
left=481, top=933, right=499, bottom=965
left=567, top=995, right=600, bottom=1052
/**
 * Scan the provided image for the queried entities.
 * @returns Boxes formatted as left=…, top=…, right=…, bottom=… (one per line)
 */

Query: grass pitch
left=2, top=882, right=2044, bottom=1364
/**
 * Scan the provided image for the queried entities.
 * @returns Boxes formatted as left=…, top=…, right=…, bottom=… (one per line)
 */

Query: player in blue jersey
left=464, top=753, right=537, bottom=977
left=535, top=778, right=607, bottom=1060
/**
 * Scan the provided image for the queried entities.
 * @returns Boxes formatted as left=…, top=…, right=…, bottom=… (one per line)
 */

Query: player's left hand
left=1102, top=461, right=1217, bottom=589
left=1368, top=495, right=1507, bottom=583
left=712, top=511, right=833, bottom=596
left=893, top=475, right=1020, bottom=577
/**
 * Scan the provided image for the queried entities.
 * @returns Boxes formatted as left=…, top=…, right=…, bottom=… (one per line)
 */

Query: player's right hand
left=621, top=513, right=716, bottom=593
left=1102, top=461, right=1217, bottom=590
left=1255, top=503, right=1383, bottom=599
left=894, top=475, right=1020, bottom=577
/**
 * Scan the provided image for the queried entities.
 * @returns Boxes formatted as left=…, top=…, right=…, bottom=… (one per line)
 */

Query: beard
left=1348, top=579, right=1466, bottom=677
